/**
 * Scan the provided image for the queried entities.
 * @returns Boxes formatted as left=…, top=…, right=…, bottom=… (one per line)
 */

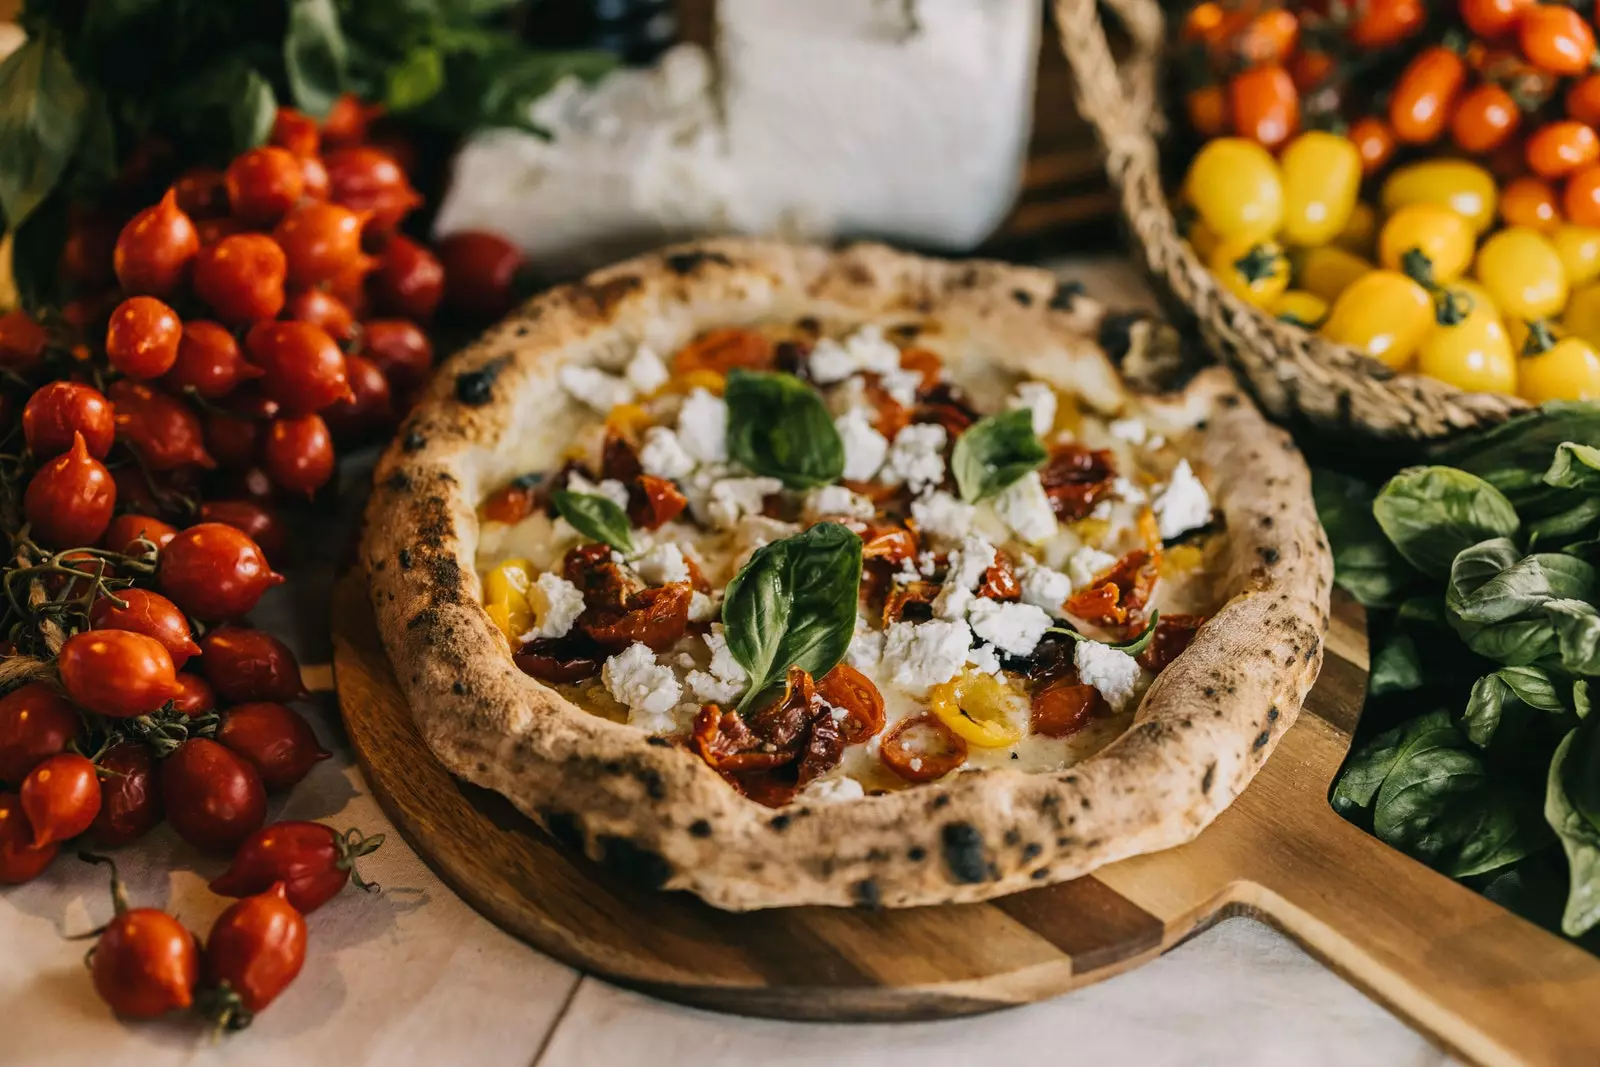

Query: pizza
left=364, top=240, right=1332, bottom=910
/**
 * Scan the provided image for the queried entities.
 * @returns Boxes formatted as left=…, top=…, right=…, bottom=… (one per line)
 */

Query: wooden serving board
left=331, top=571, right=1600, bottom=1065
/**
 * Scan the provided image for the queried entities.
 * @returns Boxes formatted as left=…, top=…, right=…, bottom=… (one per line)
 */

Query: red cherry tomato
left=321, top=94, right=385, bottom=146
left=360, top=318, right=432, bottom=390
left=108, top=380, right=215, bottom=471
left=0, top=682, right=79, bottom=786
left=371, top=235, right=444, bottom=320
left=105, top=296, right=182, bottom=379
left=158, top=523, right=284, bottom=622
left=226, top=147, right=305, bottom=227
left=1460, top=0, right=1534, bottom=39
left=212, top=822, right=384, bottom=914
left=113, top=188, right=200, bottom=298
left=90, top=588, right=202, bottom=669
left=172, top=167, right=228, bottom=219
left=90, top=742, right=162, bottom=847
left=164, top=320, right=262, bottom=399
left=245, top=321, right=353, bottom=415
left=204, top=400, right=272, bottom=471
left=1228, top=64, right=1298, bottom=149
left=1521, top=5, right=1596, bottom=76
left=20, top=752, right=102, bottom=847
left=1528, top=120, right=1600, bottom=179
left=194, top=234, right=288, bottom=324
left=273, top=201, right=369, bottom=288
left=1450, top=82, right=1521, bottom=154
left=218, top=466, right=279, bottom=507
left=322, top=353, right=394, bottom=440
left=437, top=230, right=524, bottom=322
left=103, top=513, right=179, bottom=554
left=196, top=216, right=246, bottom=247
left=22, top=381, right=115, bottom=458
left=299, top=154, right=330, bottom=200
left=24, top=432, right=116, bottom=548
left=86, top=855, right=200, bottom=1017
left=203, top=881, right=307, bottom=1025
left=199, top=626, right=307, bottom=704
left=161, top=738, right=266, bottom=853
left=109, top=465, right=163, bottom=516
left=0, top=791, right=58, bottom=883
left=262, top=414, right=335, bottom=497
left=198, top=500, right=287, bottom=564
left=0, top=308, right=49, bottom=372
left=57, top=630, right=179, bottom=719
left=284, top=288, right=357, bottom=342
left=1566, top=164, right=1600, bottom=226
left=1504, top=174, right=1564, bottom=229
left=216, top=703, right=329, bottom=792
left=270, top=108, right=320, bottom=158
left=1349, top=0, right=1424, bottom=48
left=1390, top=46, right=1467, bottom=144
left=325, top=146, right=420, bottom=235
left=1568, top=73, right=1600, bottom=126
left=170, top=672, right=218, bottom=718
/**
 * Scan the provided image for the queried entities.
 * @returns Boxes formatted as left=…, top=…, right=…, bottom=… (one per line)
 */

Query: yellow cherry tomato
left=1186, top=216, right=1222, bottom=262
left=927, top=671, right=1025, bottom=748
left=1186, top=137, right=1285, bottom=240
left=1320, top=270, right=1436, bottom=369
left=1521, top=333, right=1600, bottom=402
left=1380, top=159, right=1499, bottom=234
left=1274, top=289, right=1330, bottom=327
left=1295, top=245, right=1375, bottom=302
left=1279, top=131, right=1362, bottom=246
left=1416, top=281, right=1517, bottom=394
left=1379, top=203, right=1475, bottom=283
left=484, top=559, right=534, bottom=643
left=1475, top=227, right=1569, bottom=321
left=1552, top=225, right=1600, bottom=288
left=1562, top=281, right=1600, bottom=346
left=1209, top=236, right=1290, bottom=308
left=1507, top=316, right=1569, bottom=358
left=1334, top=200, right=1379, bottom=257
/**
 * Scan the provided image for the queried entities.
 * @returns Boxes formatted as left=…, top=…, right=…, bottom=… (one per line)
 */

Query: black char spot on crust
left=456, top=356, right=512, bottom=406
left=1050, top=280, right=1087, bottom=310
left=851, top=878, right=883, bottom=909
left=598, top=835, right=673, bottom=890
left=941, top=822, right=992, bottom=884
left=688, top=819, right=712, bottom=838
left=665, top=250, right=734, bottom=275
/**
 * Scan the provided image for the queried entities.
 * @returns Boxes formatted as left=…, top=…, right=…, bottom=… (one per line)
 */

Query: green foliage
left=950, top=408, right=1048, bottom=503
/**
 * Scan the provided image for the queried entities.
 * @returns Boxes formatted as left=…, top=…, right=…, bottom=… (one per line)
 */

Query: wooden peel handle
left=1246, top=801, right=1600, bottom=1067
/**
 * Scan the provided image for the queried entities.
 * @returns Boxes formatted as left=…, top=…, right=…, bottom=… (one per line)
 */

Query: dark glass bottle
left=521, top=0, right=678, bottom=65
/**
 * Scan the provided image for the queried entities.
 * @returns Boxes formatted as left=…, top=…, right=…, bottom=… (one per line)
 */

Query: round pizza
left=364, top=240, right=1333, bottom=910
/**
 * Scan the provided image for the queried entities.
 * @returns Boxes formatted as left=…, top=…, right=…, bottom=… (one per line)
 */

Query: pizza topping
left=673, top=327, right=774, bottom=377
left=814, top=663, right=886, bottom=744
left=933, top=534, right=997, bottom=620
left=562, top=542, right=637, bottom=608
left=1065, top=549, right=1159, bottom=628
left=977, top=550, right=1022, bottom=602
left=565, top=470, right=630, bottom=512
left=882, top=579, right=941, bottom=625
left=484, top=559, right=535, bottom=642
left=1065, top=545, right=1120, bottom=591
left=928, top=670, right=1027, bottom=748
left=1136, top=613, right=1208, bottom=672
left=1107, top=416, right=1149, bottom=446
left=950, top=408, right=1047, bottom=503
left=1072, top=639, right=1144, bottom=713
left=880, top=423, right=948, bottom=495
left=481, top=479, right=539, bottom=525
left=524, top=573, right=587, bottom=641
left=685, top=625, right=749, bottom=705
left=1152, top=459, right=1214, bottom=541
left=968, top=599, right=1054, bottom=658
left=908, top=489, right=974, bottom=544
left=724, top=369, right=846, bottom=488
left=805, top=325, right=903, bottom=384
left=1039, top=442, right=1117, bottom=522
left=834, top=406, right=889, bottom=482
left=581, top=582, right=693, bottom=652
left=881, top=618, right=972, bottom=696
left=559, top=364, right=636, bottom=413
left=676, top=387, right=730, bottom=465
left=799, top=774, right=867, bottom=803
left=631, top=543, right=691, bottom=586
left=967, top=642, right=1004, bottom=675
left=629, top=475, right=688, bottom=530
left=992, top=471, right=1058, bottom=545
left=602, top=643, right=683, bottom=731
left=514, top=637, right=605, bottom=685
left=701, top=476, right=784, bottom=530
left=1017, top=558, right=1074, bottom=617
left=638, top=426, right=696, bottom=480
left=879, top=714, right=968, bottom=782
left=802, top=484, right=876, bottom=522
left=860, top=375, right=914, bottom=438
left=897, top=347, right=945, bottom=390
left=552, top=489, right=634, bottom=554
left=1030, top=676, right=1105, bottom=738
left=859, top=523, right=919, bottom=566
left=1006, top=381, right=1058, bottom=438
left=623, top=346, right=671, bottom=395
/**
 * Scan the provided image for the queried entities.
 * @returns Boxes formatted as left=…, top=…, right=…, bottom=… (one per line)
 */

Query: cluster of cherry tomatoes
left=1176, top=0, right=1600, bottom=401
left=0, top=95, right=523, bottom=1028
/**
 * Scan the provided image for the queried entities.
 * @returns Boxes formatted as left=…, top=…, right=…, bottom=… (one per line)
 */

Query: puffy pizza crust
left=363, top=239, right=1332, bottom=910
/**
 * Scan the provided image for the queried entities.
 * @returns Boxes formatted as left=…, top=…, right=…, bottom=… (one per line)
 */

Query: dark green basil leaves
left=723, top=370, right=844, bottom=489
left=722, top=522, right=862, bottom=712
left=951, top=408, right=1047, bottom=503
left=1374, top=466, right=1521, bottom=577
left=0, top=38, right=87, bottom=231
left=551, top=490, right=633, bottom=555
left=1548, top=720, right=1600, bottom=935
left=284, top=0, right=349, bottom=117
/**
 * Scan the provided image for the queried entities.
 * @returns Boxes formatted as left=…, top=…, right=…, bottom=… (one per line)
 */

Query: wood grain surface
left=332, top=572, right=1600, bottom=1065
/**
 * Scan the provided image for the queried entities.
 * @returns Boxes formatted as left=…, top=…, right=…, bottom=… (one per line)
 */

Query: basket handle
left=1053, top=0, right=1166, bottom=161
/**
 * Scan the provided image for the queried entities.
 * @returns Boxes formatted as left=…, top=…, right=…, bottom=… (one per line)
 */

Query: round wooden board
left=333, top=571, right=1600, bottom=1062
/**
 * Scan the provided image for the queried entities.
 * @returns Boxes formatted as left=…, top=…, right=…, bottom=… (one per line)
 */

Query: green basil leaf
left=1447, top=546, right=1549, bottom=625
left=1498, top=664, right=1572, bottom=712
left=1462, top=667, right=1569, bottom=749
left=723, top=522, right=862, bottom=711
left=1374, top=467, right=1521, bottom=577
left=1370, top=633, right=1426, bottom=696
left=1312, top=469, right=1420, bottom=609
left=1546, top=722, right=1600, bottom=936
left=386, top=47, right=444, bottom=111
left=1529, top=497, right=1600, bottom=549
left=0, top=37, right=87, bottom=231
left=1461, top=616, right=1562, bottom=667
left=723, top=370, right=844, bottom=490
left=285, top=0, right=348, bottom=118
left=1579, top=680, right=1594, bottom=721
left=551, top=490, right=634, bottom=554
left=1047, top=611, right=1160, bottom=656
left=225, top=65, right=278, bottom=155
left=1544, top=442, right=1600, bottom=492
left=951, top=408, right=1047, bottom=503
left=1546, top=599, right=1600, bottom=675
left=1536, top=553, right=1600, bottom=601
left=1332, top=709, right=1457, bottom=817
left=1432, top=402, right=1600, bottom=505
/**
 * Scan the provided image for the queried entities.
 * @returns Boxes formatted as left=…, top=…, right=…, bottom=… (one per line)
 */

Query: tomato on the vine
left=1449, top=82, right=1520, bottom=154
left=1526, top=121, right=1600, bottom=179
left=324, top=146, right=420, bottom=235
left=0, top=792, right=57, bottom=883
left=199, top=500, right=287, bottom=563
left=321, top=95, right=385, bottom=146
left=199, top=626, right=307, bottom=704
left=1501, top=175, right=1562, bottom=231
left=109, top=380, right=215, bottom=471
left=360, top=319, right=433, bottom=390
left=1568, top=73, right=1600, bottom=126
left=161, top=738, right=267, bottom=853
left=245, top=321, right=353, bottom=415
left=262, top=413, right=336, bottom=497
left=203, top=881, right=307, bottom=1026
left=1379, top=203, right=1474, bottom=282
left=1390, top=46, right=1467, bottom=144
left=226, top=147, right=305, bottom=227
left=1349, top=0, right=1425, bottom=48
left=90, top=742, right=162, bottom=848
left=57, top=630, right=180, bottom=719
left=1320, top=270, right=1436, bottom=369
left=90, top=588, right=202, bottom=669
left=24, top=432, right=116, bottom=548
left=85, top=855, right=200, bottom=1017
left=273, top=201, right=370, bottom=288
left=1228, top=64, right=1298, bottom=149
left=1417, top=281, right=1518, bottom=394
left=284, top=288, right=357, bottom=342
left=113, top=188, right=199, bottom=298
left=158, top=523, right=284, bottom=622
left=194, top=234, right=289, bottom=324
left=0, top=682, right=79, bottom=786
left=22, top=381, right=115, bottom=458
left=20, top=752, right=102, bottom=847
left=217, top=703, right=330, bottom=792
left=372, top=235, right=445, bottom=321
left=105, top=296, right=183, bottom=379
left=205, top=399, right=273, bottom=471
left=170, top=672, right=218, bottom=718
left=103, top=513, right=179, bottom=554
left=1564, top=164, right=1600, bottom=227
left=1459, top=0, right=1534, bottom=40
left=173, top=167, right=228, bottom=219
left=323, top=352, right=395, bottom=440
left=437, top=230, right=525, bottom=322
left=212, top=822, right=385, bottom=914
left=165, top=320, right=262, bottom=399
left=0, top=309, right=49, bottom=372
left=1208, top=236, right=1289, bottom=308
left=270, top=108, right=320, bottom=158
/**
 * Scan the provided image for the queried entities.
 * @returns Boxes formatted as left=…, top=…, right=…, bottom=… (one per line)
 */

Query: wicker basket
left=1052, top=0, right=1528, bottom=443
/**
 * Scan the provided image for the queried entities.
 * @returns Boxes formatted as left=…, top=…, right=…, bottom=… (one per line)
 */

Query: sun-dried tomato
left=883, top=579, right=940, bottom=625
left=898, top=347, right=943, bottom=391
left=795, top=712, right=844, bottom=787
left=815, top=663, right=886, bottom=744
left=977, top=550, right=1021, bottom=602
left=1040, top=443, right=1117, bottom=521
left=1064, top=581, right=1123, bottom=626
left=629, top=474, right=687, bottom=530
left=561, top=542, right=634, bottom=608
left=862, top=523, right=918, bottom=565
left=1137, top=613, right=1208, bottom=672
left=481, top=481, right=537, bottom=525
left=773, top=339, right=811, bottom=376
left=514, top=636, right=604, bottom=684
left=913, top=401, right=975, bottom=436
left=691, top=705, right=790, bottom=772
left=539, top=459, right=592, bottom=516
left=744, top=666, right=815, bottom=749
left=863, top=376, right=912, bottom=440
left=601, top=432, right=643, bottom=483
left=582, top=581, right=692, bottom=651
left=1030, top=676, right=1105, bottom=737
left=674, top=327, right=774, bottom=376
left=682, top=553, right=712, bottom=593
left=690, top=667, right=852, bottom=806
left=840, top=478, right=907, bottom=509
left=879, top=714, right=968, bottom=783
left=1064, top=549, right=1158, bottom=627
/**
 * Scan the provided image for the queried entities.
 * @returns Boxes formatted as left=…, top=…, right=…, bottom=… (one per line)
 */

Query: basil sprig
left=551, top=490, right=634, bottom=555
left=1047, top=611, right=1160, bottom=657
left=723, top=369, right=845, bottom=489
left=951, top=408, right=1047, bottom=503
left=722, top=522, right=862, bottom=712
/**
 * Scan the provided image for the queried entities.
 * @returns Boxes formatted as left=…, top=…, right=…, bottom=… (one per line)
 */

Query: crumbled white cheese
left=881, top=423, right=947, bottom=494
left=800, top=774, right=865, bottom=803
left=1111, top=475, right=1147, bottom=505
left=826, top=374, right=872, bottom=417
left=807, top=338, right=857, bottom=384
left=520, top=572, right=586, bottom=641
left=1018, top=558, right=1074, bottom=617
left=689, top=590, right=719, bottom=622
left=934, top=533, right=996, bottom=620
left=917, top=552, right=939, bottom=577
left=1007, top=381, right=1057, bottom=438
left=1107, top=417, right=1147, bottom=445
left=835, top=407, right=888, bottom=482
left=632, top=542, right=690, bottom=585
left=558, top=364, right=635, bottom=413
left=992, top=470, right=1056, bottom=544
left=732, top=513, right=797, bottom=558
left=968, top=598, right=1053, bottom=657
left=686, top=625, right=748, bottom=704
left=844, top=324, right=903, bottom=375
left=846, top=626, right=886, bottom=670
left=638, top=426, right=696, bottom=480
left=705, top=476, right=783, bottom=530
left=566, top=471, right=631, bottom=512
left=603, top=642, right=682, bottom=730
left=910, top=490, right=974, bottom=544
left=1074, top=639, right=1143, bottom=712
left=876, top=366, right=922, bottom=408
left=802, top=484, right=876, bottom=522
left=966, top=642, right=1003, bottom=675
left=624, top=345, right=671, bottom=394
left=1066, top=545, right=1119, bottom=590
left=881, top=619, right=972, bottom=696
left=677, top=388, right=729, bottom=464
left=1153, top=459, right=1213, bottom=541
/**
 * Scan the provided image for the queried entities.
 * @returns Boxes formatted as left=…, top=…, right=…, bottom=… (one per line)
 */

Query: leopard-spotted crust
left=362, top=239, right=1333, bottom=911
